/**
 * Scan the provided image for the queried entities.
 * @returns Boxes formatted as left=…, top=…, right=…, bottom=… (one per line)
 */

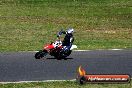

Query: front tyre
left=35, top=50, right=47, bottom=59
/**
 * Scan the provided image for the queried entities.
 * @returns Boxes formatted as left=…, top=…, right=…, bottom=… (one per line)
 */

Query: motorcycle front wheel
left=35, top=50, right=47, bottom=59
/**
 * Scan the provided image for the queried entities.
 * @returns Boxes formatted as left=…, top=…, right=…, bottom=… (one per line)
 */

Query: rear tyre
left=64, top=58, right=67, bottom=60
left=57, top=58, right=62, bottom=60
left=55, top=50, right=72, bottom=60
left=62, top=50, right=72, bottom=59
left=54, top=55, right=62, bottom=60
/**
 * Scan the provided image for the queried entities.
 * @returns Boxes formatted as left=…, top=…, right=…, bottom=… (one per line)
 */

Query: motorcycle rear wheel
left=55, top=50, right=72, bottom=60
left=62, top=50, right=72, bottom=58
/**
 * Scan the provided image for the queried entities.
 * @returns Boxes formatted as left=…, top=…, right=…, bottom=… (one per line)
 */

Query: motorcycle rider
left=57, top=28, right=74, bottom=52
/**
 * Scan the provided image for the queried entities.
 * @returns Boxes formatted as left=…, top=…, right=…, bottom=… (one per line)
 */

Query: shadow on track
left=46, top=57, right=73, bottom=60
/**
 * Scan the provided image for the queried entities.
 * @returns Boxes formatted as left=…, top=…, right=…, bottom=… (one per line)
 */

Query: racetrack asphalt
left=0, top=50, right=132, bottom=82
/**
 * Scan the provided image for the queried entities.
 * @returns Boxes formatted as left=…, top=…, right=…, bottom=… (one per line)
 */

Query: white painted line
left=75, top=49, right=124, bottom=51
left=28, top=51, right=38, bottom=52
left=18, top=51, right=38, bottom=53
left=109, top=49, right=123, bottom=50
left=74, top=50, right=91, bottom=51
left=0, top=78, right=131, bottom=84
left=18, top=49, right=125, bottom=53
left=0, top=79, right=76, bottom=84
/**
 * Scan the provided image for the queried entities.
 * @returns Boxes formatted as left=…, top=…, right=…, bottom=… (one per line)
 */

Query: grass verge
left=0, top=81, right=131, bottom=88
left=0, top=0, right=132, bottom=51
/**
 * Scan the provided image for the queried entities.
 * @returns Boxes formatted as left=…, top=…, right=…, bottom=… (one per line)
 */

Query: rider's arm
left=57, top=30, right=66, bottom=37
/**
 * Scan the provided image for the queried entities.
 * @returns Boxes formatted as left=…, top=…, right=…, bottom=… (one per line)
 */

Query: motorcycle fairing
left=43, top=44, right=54, bottom=50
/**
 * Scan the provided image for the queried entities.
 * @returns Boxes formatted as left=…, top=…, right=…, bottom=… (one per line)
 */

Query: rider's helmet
left=67, top=28, right=74, bottom=34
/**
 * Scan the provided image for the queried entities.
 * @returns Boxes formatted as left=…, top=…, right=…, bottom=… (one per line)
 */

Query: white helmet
left=67, top=28, right=74, bottom=34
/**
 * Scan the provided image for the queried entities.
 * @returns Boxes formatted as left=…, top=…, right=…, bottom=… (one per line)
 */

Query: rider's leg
left=62, top=45, right=72, bottom=52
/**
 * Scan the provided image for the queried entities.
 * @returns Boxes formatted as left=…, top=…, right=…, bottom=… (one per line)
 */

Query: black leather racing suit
left=57, top=30, right=74, bottom=51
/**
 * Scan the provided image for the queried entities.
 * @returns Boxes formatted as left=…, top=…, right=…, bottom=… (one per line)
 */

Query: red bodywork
left=43, top=43, right=62, bottom=51
left=43, top=44, right=54, bottom=51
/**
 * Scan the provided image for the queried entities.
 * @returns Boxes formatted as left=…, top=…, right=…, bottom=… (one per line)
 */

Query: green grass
left=0, top=0, right=132, bottom=51
left=0, top=81, right=131, bottom=88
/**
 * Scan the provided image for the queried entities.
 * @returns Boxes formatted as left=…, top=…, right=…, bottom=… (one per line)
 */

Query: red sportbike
left=35, top=40, right=77, bottom=60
